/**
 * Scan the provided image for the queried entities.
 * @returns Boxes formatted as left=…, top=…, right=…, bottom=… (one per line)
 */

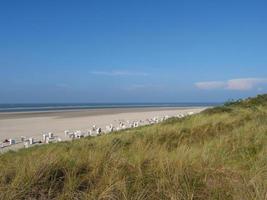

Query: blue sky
left=1, top=0, right=267, bottom=103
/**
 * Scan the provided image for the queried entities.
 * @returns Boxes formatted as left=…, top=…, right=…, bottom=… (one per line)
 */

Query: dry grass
left=0, top=94, right=267, bottom=200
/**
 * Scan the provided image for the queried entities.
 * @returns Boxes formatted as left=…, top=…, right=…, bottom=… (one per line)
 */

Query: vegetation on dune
left=0, top=95, right=267, bottom=200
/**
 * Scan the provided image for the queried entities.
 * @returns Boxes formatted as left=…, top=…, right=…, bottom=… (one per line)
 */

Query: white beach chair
left=9, top=139, right=15, bottom=145
left=92, top=125, right=97, bottom=131
left=96, top=128, right=102, bottom=135
left=42, top=133, right=48, bottom=142
left=29, top=137, right=34, bottom=145
left=24, top=141, right=30, bottom=148
left=68, top=132, right=75, bottom=139
left=64, top=130, right=70, bottom=137
left=21, top=136, right=26, bottom=142
left=48, top=132, right=54, bottom=139
left=75, top=130, right=84, bottom=138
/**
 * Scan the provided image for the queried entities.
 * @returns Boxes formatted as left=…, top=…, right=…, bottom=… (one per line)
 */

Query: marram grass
left=0, top=95, right=267, bottom=200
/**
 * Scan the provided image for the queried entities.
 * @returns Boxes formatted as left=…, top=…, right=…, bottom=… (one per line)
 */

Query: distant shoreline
left=0, top=103, right=220, bottom=113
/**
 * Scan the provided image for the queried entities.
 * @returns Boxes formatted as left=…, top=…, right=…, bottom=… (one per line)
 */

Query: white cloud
left=90, top=70, right=148, bottom=76
left=195, top=81, right=226, bottom=90
left=124, top=84, right=164, bottom=91
left=195, top=78, right=267, bottom=91
left=226, top=78, right=267, bottom=90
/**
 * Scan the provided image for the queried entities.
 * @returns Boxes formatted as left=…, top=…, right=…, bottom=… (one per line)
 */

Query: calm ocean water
left=0, top=103, right=221, bottom=113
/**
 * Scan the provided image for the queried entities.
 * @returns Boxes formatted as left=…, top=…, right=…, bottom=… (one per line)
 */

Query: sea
left=0, top=103, right=221, bottom=113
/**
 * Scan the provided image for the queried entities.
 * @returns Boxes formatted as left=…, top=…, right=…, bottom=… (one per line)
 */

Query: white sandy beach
left=0, top=107, right=207, bottom=151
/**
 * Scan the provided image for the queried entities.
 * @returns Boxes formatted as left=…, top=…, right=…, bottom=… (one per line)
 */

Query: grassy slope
left=0, top=95, right=266, bottom=200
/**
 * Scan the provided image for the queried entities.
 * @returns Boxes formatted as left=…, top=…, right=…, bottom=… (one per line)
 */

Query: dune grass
left=0, top=95, right=266, bottom=200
